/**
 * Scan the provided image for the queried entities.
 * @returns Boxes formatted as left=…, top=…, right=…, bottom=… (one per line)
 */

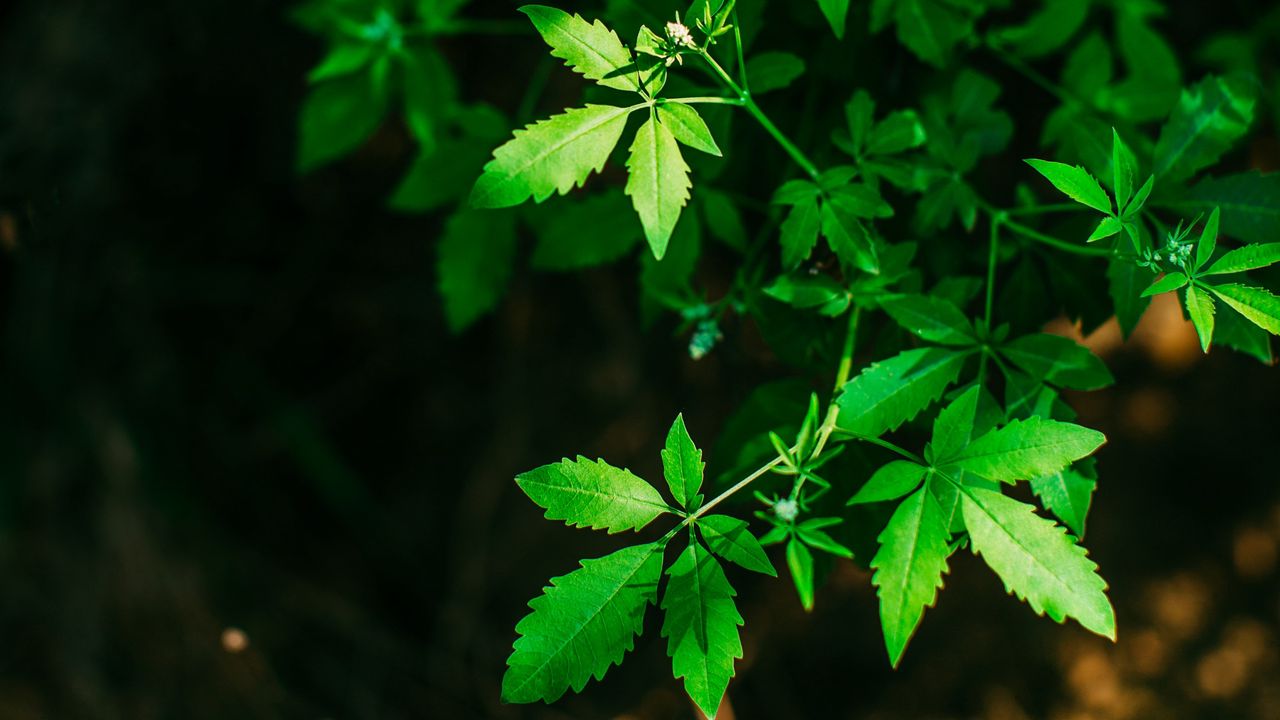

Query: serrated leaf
left=772, top=179, right=821, bottom=205
left=746, top=52, right=806, bottom=95
left=503, top=544, right=663, bottom=703
left=786, top=537, right=815, bottom=611
left=1204, top=244, right=1280, bottom=276
left=1142, top=272, right=1189, bottom=297
left=520, top=5, right=639, bottom=92
left=437, top=209, right=517, bottom=332
left=871, top=487, right=952, bottom=667
left=781, top=197, right=821, bottom=269
left=662, top=414, right=704, bottom=510
left=402, top=46, right=454, bottom=153
left=659, top=103, right=722, bottom=156
left=662, top=540, right=744, bottom=719
left=828, top=184, right=895, bottom=219
left=516, top=456, right=671, bottom=533
left=879, top=294, right=976, bottom=346
left=699, top=515, right=776, bottom=576
left=472, top=104, right=634, bottom=208
left=1025, top=159, right=1112, bottom=215
left=849, top=461, right=928, bottom=505
left=999, top=333, right=1114, bottom=390
left=1209, top=283, right=1280, bottom=336
left=1196, top=207, right=1220, bottom=272
left=1154, top=74, right=1257, bottom=184
left=1088, top=216, right=1124, bottom=242
left=946, top=417, right=1106, bottom=483
left=836, top=347, right=968, bottom=437
left=961, top=487, right=1115, bottom=639
left=797, top=525, right=854, bottom=559
left=843, top=90, right=875, bottom=157
left=931, top=385, right=1002, bottom=461
left=1030, top=466, right=1096, bottom=538
left=627, top=114, right=692, bottom=260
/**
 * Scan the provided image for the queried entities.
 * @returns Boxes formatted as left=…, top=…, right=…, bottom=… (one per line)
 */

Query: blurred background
left=1, top=0, right=1279, bottom=718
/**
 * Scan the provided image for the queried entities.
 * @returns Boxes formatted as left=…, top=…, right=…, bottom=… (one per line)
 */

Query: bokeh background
left=2, top=1, right=1279, bottom=718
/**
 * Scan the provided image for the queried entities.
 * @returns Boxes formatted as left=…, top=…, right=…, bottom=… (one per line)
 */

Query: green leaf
left=662, top=414, right=704, bottom=510
left=530, top=193, right=642, bottom=270
left=1030, top=465, right=1096, bottom=538
left=786, top=537, right=815, bottom=611
left=872, top=0, right=975, bottom=68
left=402, top=46, right=454, bottom=153
left=437, top=209, right=517, bottom=332
left=1153, top=74, right=1257, bottom=184
left=1111, top=128, right=1141, bottom=212
left=796, top=522, right=855, bottom=559
left=297, top=70, right=389, bottom=173
left=843, top=90, right=875, bottom=156
left=1109, top=256, right=1154, bottom=338
left=1142, top=272, right=1189, bottom=297
left=822, top=201, right=880, bottom=274
left=1196, top=207, right=1220, bottom=272
left=627, top=114, right=693, bottom=260
left=1088, top=216, right=1124, bottom=242
left=836, top=347, right=968, bottom=437
left=519, top=5, right=639, bottom=92
left=780, top=197, right=821, bottom=269
left=308, top=42, right=377, bottom=83
left=764, top=274, right=846, bottom=310
left=946, top=417, right=1106, bottom=483
left=871, top=487, right=952, bottom=667
left=1024, top=159, right=1112, bottom=215
left=701, top=189, right=747, bottom=250
left=745, top=52, right=806, bottom=95
left=516, top=456, right=671, bottom=533
left=816, top=0, right=851, bottom=38
left=930, top=385, right=1002, bottom=461
left=991, top=0, right=1089, bottom=59
left=999, top=333, right=1114, bottom=390
left=1208, top=283, right=1280, bottom=335
left=472, top=104, right=635, bottom=208
left=848, top=461, right=928, bottom=505
left=1169, top=171, right=1280, bottom=245
left=699, top=515, right=776, bottom=576
left=879, top=294, right=976, bottom=346
left=661, top=540, right=744, bottom=719
left=503, top=543, right=663, bottom=703
left=868, top=111, right=927, bottom=156
left=961, top=487, right=1115, bottom=639
left=1204, top=244, right=1280, bottom=276
left=772, top=179, right=821, bottom=205
left=828, top=184, right=895, bottom=219
left=659, top=103, right=722, bottom=157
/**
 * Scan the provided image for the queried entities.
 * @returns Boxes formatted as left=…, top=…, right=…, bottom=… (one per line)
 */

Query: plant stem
left=985, top=40, right=1079, bottom=109
left=984, top=217, right=1001, bottom=329
left=669, top=453, right=791, bottom=538
left=667, top=96, right=745, bottom=106
left=1002, top=218, right=1113, bottom=258
left=732, top=11, right=749, bottom=91
left=833, top=431, right=925, bottom=465
left=697, top=50, right=822, bottom=181
left=1006, top=203, right=1086, bottom=217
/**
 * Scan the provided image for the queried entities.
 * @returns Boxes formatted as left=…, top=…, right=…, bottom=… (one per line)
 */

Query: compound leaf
left=880, top=294, right=976, bottom=346
left=1154, top=73, right=1257, bottom=184
left=999, top=333, right=1114, bottom=390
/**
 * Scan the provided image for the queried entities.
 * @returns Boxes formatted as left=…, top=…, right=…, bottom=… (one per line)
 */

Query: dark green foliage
left=287, top=0, right=1280, bottom=715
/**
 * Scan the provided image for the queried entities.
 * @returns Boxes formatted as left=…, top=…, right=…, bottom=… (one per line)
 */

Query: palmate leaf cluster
left=290, top=0, right=1280, bottom=716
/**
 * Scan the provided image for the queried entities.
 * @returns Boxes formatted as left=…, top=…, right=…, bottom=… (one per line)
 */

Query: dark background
left=1, top=0, right=1279, bottom=718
